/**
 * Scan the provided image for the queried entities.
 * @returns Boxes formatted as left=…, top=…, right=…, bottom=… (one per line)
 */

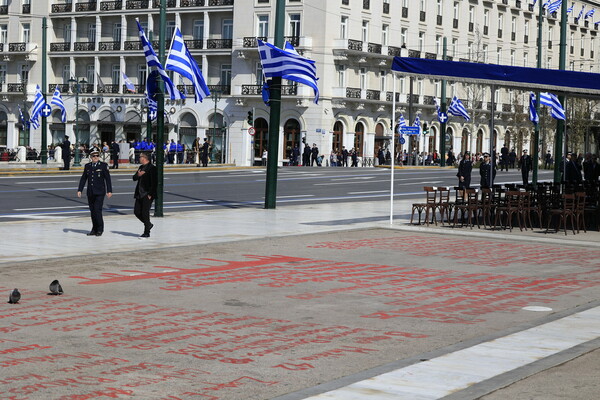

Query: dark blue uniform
left=78, top=160, right=112, bottom=235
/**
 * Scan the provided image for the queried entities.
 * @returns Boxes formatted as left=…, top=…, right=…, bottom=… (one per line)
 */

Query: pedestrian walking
left=133, top=152, right=157, bottom=238
left=61, top=136, right=71, bottom=170
left=110, top=140, right=119, bottom=169
left=77, top=148, right=112, bottom=236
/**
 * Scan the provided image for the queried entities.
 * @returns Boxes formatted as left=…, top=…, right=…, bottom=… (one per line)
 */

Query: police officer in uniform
left=77, top=148, right=112, bottom=236
left=479, top=153, right=496, bottom=189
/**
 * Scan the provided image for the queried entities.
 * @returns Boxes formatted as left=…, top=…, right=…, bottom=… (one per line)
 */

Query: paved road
left=0, top=167, right=553, bottom=221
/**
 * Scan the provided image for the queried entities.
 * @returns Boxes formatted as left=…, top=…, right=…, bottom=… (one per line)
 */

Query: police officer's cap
left=483, top=152, right=490, bottom=157
left=89, top=147, right=100, bottom=155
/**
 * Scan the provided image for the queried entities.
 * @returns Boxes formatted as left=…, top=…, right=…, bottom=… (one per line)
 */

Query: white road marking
left=305, top=306, right=600, bottom=399
left=16, top=180, right=76, bottom=184
left=275, top=195, right=315, bottom=199
left=347, top=190, right=389, bottom=195
left=522, top=306, right=553, bottom=312
left=14, top=205, right=90, bottom=211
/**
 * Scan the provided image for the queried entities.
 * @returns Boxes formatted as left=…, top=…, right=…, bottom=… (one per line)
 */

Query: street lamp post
left=69, top=77, right=87, bottom=167
left=211, top=90, right=221, bottom=164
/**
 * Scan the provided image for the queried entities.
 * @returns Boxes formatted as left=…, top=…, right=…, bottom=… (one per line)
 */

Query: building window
left=419, top=0, right=426, bottom=12
left=113, top=23, right=121, bottom=43
left=0, top=64, right=5, bottom=84
left=497, top=47, right=502, bottom=64
left=340, top=16, right=348, bottom=39
left=166, top=21, right=176, bottom=40
left=256, top=62, right=264, bottom=85
left=418, top=32, right=424, bottom=52
left=258, top=15, right=269, bottom=37
left=380, top=70, right=386, bottom=92
left=22, top=23, right=30, bottom=43
left=111, top=65, right=119, bottom=86
left=469, top=6, right=474, bottom=23
left=220, top=64, right=231, bottom=86
left=382, top=24, right=388, bottom=46
left=86, top=65, right=94, bottom=86
left=337, top=64, right=346, bottom=87
left=452, top=38, right=457, bottom=57
left=137, top=64, right=147, bottom=88
left=401, top=28, right=407, bottom=46
left=88, top=24, right=96, bottom=42
left=289, top=14, right=300, bottom=37
left=435, top=35, right=441, bottom=55
left=0, top=25, right=7, bottom=45
left=359, top=67, right=367, bottom=90
left=62, top=65, right=70, bottom=83
left=222, top=19, right=233, bottom=40
left=193, top=20, right=204, bottom=40
left=510, top=50, right=515, bottom=66
left=437, top=0, right=442, bottom=15
left=453, top=2, right=459, bottom=20
left=361, top=20, right=368, bottom=43
left=19, top=64, right=29, bottom=84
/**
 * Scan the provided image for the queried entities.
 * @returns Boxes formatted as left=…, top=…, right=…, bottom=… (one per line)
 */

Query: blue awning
left=392, top=57, right=600, bottom=96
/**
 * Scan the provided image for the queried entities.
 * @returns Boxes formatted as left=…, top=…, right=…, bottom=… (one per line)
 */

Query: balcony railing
left=424, top=95, right=436, bottom=105
left=408, top=49, right=421, bottom=58
left=176, top=85, right=196, bottom=96
left=206, top=39, right=232, bottom=49
left=76, top=1, right=97, bottom=11
left=207, top=85, right=230, bottom=95
left=124, top=41, right=142, bottom=50
left=181, top=0, right=205, bottom=5
left=50, top=42, right=71, bottom=52
left=388, top=46, right=403, bottom=57
left=366, top=89, right=380, bottom=101
left=100, top=1, right=122, bottom=11
left=51, top=3, right=73, bottom=12
left=98, top=84, right=120, bottom=94
left=8, top=43, right=26, bottom=52
left=80, top=84, right=94, bottom=94
left=425, top=52, right=436, bottom=60
left=284, top=36, right=300, bottom=47
left=99, top=41, right=121, bottom=51
left=23, top=4, right=31, bottom=13
left=185, top=39, right=203, bottom=49
left=408, top=94, right=419, bottom=104
left=0, top=5, right=7, bottom=14
left=241, top=84, right=297, bottom=96
left=7, top=84, right=25, bottom=93
left=208, top=0, right=234, bottom=5
left=124, top=84, right=145, bottom=94
left=347, top=39, right=363, bottom=51
left=74, top=42, right=96, bottom=51
left=346, top=87, right=361, bottom=99
left=126, top=0, right=149, bottom=9
left=502, top=104, right=512, bottom=112
left=367, top=42, right=382, bottom=54
left=0, top=43, right=3, bottom=52
left=152, top=0, right=176, bottom=6
left=386, top=92, right=400, bottom=102
left=49, top=84, right=71, bottom=93
left=243, top=36, right=266, bottom=48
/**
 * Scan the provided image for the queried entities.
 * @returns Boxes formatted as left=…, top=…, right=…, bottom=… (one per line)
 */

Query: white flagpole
left=390, top=75, right=396, bottom=225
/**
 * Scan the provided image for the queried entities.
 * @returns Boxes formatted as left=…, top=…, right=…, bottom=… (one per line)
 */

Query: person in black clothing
left=500, top=144, right=509, bottom=171
left=519, top=149, right=532, bottom=185
left=342, top=146, right=349, bottom=167
left=61, top=136, right=71, bottom=170
left=582, top=153, right=595, bottom=181
left=457, top=152, right=472, bottom=189
left=509, top=149, right=517, bottom=169
left=302, top=143, right=311, bottom=166
left=200, top=138, right=209, bottom=167
left=110, top=140, right=120, bottom=169
left=377, top=147, right=385, bottom=166
left=563, top=152, right=582, bottom=183
left=133, top=152, right=158, bottom=238
left=351, top=148, right=359, bottom=167
left=311, top=144, right=320, bottom=166
left=291, top=145, right=300, bottom=166
left=479, top=153, right=496, bottom=188
left=77, top=149, right=112, bottom=236
left=544, top=150, right=552, bottom=169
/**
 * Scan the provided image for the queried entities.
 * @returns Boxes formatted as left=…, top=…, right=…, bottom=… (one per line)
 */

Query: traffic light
left=247, top=110, right=254, bottom=126
left=422, top=122, right=429, bottom=135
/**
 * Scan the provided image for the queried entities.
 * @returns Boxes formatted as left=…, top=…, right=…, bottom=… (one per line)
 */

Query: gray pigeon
left=8, top=289, right=20, bottom=304
left=49, top=280, right=63, bottom=295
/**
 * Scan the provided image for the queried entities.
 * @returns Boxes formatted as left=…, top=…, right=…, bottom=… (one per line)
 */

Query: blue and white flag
left=577, top=4, right=586, bottom=19
left=397, top=114, right=407, bottom=132
left=413, top=114, right=421, bottom=132
left=165, top=28, right=210, bottom=102
left=539, top=92, right=566, bottom=120
left=529, top=93, right=539, bottom=124
left=585, top=8, right=595, bottom=18
left=447, top=96, right=471, bottom=121
left=566, top=2, right=574, bottom=13
left=123, top=73, right=135, bottom=93
left=146, top=93, right=157, bottom=122
left=29, top=85, right=46, bottom=129
left=257, top=39, right=319, bottom=104
left=136, top=19, right=183, bottom=100
left=51, top=85, right=67, bottom=123
left=262, top=80, right=271, bottom=106
left=546, top=0, right=563, bottom=14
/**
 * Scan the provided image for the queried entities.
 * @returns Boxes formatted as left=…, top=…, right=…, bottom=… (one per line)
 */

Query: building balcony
left=51, top=3, right=73, bottom=13
left=207, top=84, right=230, bottom=95
left=208, top=0, right=234, bottom=5
left=425, top=52, right=437, bottom=60
left=241, top=84, right=297, bottom=96
left=74, top=42, right=96, bottom=51
left=388, top=46, right=404, bottom=57
left=0, top=43, right=3, bottom=52
left=50, top=42, right=71, bottom=52
left=284, top=36, right=300, bottom=47
left=367, top=42, right=382, bottom=54
left=206, top=39, right=232, bottom=49
left=408, top=49, right=421, bottom=58
left=98, top=84, right=120, bottom=94
left=366, top=89, right=380, bottom=101
left=181, top=0, right=205, bottom=6
left=126, top=0, right=148, bottom=9
left=7, top=83, right=26, bottom=93
left=502, top=103, right=512, bottom=112
left=100, top=1, right=123, bottom=11
left=242, top=36, right=266, bottom=48
left=76, top=2, right=97, bottom=12
left=8, top=43, right=26, bottom=52
left=23, top=4, right=31, bottom=13
left=124, top=40, right=142, bottom=50
left=49, top=84, right=71, bottom=93
left=123, top=84, right=145, bottom=94
left=423, top=95, right=436, bottom=105
left=185, top=39, right=204, bottom=49
left=176, top=85, right=196, bottom=96
left=386, top=92, right=400, bottom=103
left=152, top=0, right=176, bottom=7
left=0, top=5, right=7, bottom=15
left=99, top=41, right=121, bottom=51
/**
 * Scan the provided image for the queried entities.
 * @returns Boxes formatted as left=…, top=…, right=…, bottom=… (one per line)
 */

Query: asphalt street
left=0, top=167, right=554, bottom=221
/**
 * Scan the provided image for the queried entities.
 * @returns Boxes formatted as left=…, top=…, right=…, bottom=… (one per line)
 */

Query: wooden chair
left=574, top=191, right=587, bottom=233
left=546, top=193, right=576, bottom=235
left=478, top=188, right=494, bottom=228
left=411, top=187, right=438, bottom=225
left=494, top=190, right=523, bottom=231
left=436, top=186, right=452, bottom=224
left=519, top=191, right=540, bottom=230
left=453, top=188, right=478, bottom=228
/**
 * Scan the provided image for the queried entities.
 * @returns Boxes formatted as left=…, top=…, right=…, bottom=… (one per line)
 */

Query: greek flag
left=413, top=114, right=421, bottom=132
left=585, top=8, right=595, bottom=18
left=546, top=0, right=563, bottom=14
left=529, top=93, right=539, bottom=124
left=29, top=85, right=46, bottom=130
left=257, top=39, right=319, bottom=104
left=567, top=2, right=574, bottom=13
left=165, top=28, right=210, bottom=102
left=539, top=92, right=566, bottom=120
left=447, top=96, right=471, bottom=121
left=577, top=4, right=586, bottom=19
left=123, top=73, right=135, bottom=93
left=146, top=93, right=157, bottom=122
left=51, top=86, right=67, bottom=123
left=136, top=19, right=183, bottom=100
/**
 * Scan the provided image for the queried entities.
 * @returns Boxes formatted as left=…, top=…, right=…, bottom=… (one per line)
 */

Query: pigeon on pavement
left=49, top=280, right=64, bottom=295
left=8, top=289, right=20, bottom=304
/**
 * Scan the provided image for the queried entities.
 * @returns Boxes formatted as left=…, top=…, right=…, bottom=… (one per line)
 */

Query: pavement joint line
left=273, top=300, right=600, bottom=400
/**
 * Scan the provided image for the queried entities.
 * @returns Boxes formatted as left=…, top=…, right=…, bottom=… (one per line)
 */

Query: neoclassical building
left=1, top=0, right=599, bottom=163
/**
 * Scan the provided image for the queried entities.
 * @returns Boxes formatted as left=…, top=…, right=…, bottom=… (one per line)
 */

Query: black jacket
left=133, top=162, right=157, bottom=199
left=78, top=161, right=112, bottom=196
left=61, top=140, right=71, bottom=160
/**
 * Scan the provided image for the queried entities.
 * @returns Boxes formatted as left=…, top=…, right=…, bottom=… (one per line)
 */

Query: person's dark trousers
left=63, top=158, right=70, bottom=170
left=112, top=157, right=118, bottom=169
left=87, top=194, right=105, bottom=233
left=134, top=196, right=154, bottom=233
left=522, top=169, right=530, bottom=186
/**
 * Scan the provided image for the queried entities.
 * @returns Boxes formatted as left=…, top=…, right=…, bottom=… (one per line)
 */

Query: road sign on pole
left=41, top=104, right=52, bottom=118
left=248, top=127, right=255, bottom=136
left=399, top=126, right=420, bottom=135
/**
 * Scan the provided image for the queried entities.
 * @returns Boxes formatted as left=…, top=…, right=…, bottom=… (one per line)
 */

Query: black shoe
left=95, top=232, right=103, bottom=236
left=148, top=223, right=154, bottom=232
left=87, top=231, right=97, bottom=236
left=139, top=233, right=150, bottom=238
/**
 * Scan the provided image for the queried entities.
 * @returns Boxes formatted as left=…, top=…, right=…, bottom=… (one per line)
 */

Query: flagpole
left=440, top=37, right=447, bottom=168
left=554, top=0, right=568, bottom=184
left=155, top=0, right=166, bottom=217
left=390, top=76, right=396, bottom=225
left=41, top=17, right=48, bottom=164
left=264, top=0, right=285, bottom=209
left=146, top=31, right=153, bottom=142
left=532, top=0, right=544, bottom=185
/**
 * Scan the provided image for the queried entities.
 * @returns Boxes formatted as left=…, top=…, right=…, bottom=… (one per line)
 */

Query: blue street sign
left=438, top=112, right=448, bottom=123
left=399, top=137, right=406, bottom=145
left=41, top=104, right=52, bottom=118
left=399, top=126, right=420, bottom=135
